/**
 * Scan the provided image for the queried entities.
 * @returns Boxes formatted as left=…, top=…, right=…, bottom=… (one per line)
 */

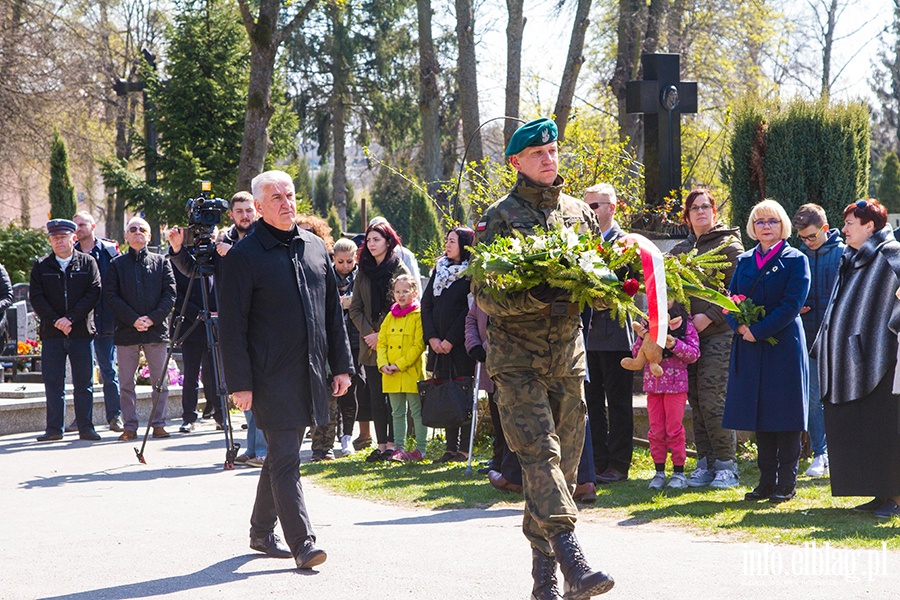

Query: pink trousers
left=646, top=392, right=687, bottom=466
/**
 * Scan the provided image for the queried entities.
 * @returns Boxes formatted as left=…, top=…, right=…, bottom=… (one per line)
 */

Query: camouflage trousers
left=687, top=331, right=736, bottom=464
left=310, top=393, right=340, bottom=454
left=493, top=371, right=585, bottom=555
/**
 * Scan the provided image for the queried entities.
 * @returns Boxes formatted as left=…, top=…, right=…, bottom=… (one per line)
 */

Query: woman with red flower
left=724, top=199, right=810, bottom=504
left=671, top=190, right=744, bottom=489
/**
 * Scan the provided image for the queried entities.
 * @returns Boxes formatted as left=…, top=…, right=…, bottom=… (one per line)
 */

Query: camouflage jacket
left=474, top=174, right=602, bottom=376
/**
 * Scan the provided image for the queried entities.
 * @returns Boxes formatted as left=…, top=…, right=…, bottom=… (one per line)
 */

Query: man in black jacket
left=104, top=217, right=176, bottom=441
left=218, top=170, right=354, bottom=570
left=30, top=219, right=102, bottom=441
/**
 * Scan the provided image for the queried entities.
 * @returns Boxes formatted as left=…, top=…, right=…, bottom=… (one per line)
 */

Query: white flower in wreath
left=578, top=250, right=600, bottom=274
left=563, top=227, right=580, bottom=250
left=509, top=237, right=522, bottom=254
left=530, top=235, right=547, bottom=251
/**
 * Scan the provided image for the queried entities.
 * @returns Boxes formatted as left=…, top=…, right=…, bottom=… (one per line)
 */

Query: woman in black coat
left=421, top=227, right=476, bottom=462
left=813, top=199, right=900, bottom=517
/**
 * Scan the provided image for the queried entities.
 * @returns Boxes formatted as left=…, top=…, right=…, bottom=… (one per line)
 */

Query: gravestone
left=626, top=53, right=697, bottom=212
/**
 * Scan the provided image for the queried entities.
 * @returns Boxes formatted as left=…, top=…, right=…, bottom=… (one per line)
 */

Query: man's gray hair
left=125, top=216, right=150, bottom=231
left=73, top=211, right=95, bottom=224
left=584, top=183, right=616, bottom=202
left=251, top=170, right=293, bottom=201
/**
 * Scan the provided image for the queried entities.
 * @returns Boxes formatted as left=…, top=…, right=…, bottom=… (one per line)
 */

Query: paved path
left=1, top=424, right=897, bottom=600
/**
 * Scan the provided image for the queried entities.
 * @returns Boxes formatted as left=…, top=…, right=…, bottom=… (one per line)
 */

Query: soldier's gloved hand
left=530, top=283, right=568, bottom=303
left=468, top=345, right=487, bottom=363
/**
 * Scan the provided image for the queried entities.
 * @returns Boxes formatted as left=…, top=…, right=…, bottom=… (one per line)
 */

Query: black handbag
left=418, top=357, right=473, bottom=428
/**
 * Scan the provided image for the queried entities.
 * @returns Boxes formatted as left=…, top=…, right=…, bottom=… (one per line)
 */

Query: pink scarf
left=390, top=301, right=419, bottom=318
left=754, top=240, right=784, bottom=270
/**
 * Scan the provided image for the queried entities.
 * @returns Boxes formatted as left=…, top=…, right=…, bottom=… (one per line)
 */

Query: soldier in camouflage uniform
left=474, top=118, right=614, bottom=600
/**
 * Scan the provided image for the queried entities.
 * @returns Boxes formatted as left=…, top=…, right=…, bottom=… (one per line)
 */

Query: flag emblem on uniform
left=477, top=221, right=487, bottom=231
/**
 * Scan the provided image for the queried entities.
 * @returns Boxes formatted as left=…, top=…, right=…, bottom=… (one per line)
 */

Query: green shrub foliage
left=877, top=152, right=900, bottom=213
left=725, top=98, right=870, bottom=244
left=0, top=225, right=51, bottom=284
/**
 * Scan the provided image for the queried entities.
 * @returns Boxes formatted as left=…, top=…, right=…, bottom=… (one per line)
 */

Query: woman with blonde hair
left=724, top=199, right=810, bottom=503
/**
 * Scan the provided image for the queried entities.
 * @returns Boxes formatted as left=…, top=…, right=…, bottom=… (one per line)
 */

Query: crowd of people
left=17, top=118, right=900, bottom=592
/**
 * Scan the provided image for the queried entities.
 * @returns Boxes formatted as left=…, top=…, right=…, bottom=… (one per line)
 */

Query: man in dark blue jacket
left=793, top=203, right=844, bottom=478
left=73, top=211, right=122, bottom=431
left=30, top=219, right=102, bottom=441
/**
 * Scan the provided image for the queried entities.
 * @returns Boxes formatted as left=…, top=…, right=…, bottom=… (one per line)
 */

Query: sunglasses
left=129, top=226, right=148, bottom=233
left=588, top=201, right=611, bottom=209
left=798, top=224, right=825, bottom=242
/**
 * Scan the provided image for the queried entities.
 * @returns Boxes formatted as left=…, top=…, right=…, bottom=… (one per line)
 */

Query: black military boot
left=531, top=547, right=562, bottom=600
left=549, top=531, right=614, bottom=599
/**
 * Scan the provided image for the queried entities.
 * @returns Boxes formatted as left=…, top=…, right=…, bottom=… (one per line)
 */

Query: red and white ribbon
left=620, top=233, right=667, bottom=348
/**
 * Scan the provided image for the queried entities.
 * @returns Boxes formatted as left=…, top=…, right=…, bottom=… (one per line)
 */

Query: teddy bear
left=619, top=314, right=683, bottom=376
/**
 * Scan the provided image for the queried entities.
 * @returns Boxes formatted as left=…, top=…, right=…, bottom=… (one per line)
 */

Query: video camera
left=185, top=181, right=228, bottom=262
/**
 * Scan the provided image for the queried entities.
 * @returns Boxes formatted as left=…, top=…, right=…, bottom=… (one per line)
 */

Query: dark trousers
left=250, top=428, right=315, bottom=554
left=487, top=392, right=507, bottom=467
left=756, top=430, right=802, bottom=491
left=501, top=414, right=597, bottom=486
left=180, top=340, right=217, bottom=424
left=42, top=337, right=95, bottom=435
left=337, top=376, right=361, bottom=437
left=364, top=364, right=393, bottom=444
left=444, top=424, right=470, bottom=453
left=584, top=350, right=634, bottom=473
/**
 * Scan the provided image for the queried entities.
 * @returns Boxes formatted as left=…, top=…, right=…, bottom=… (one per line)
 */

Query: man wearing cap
left=30, top=219, right=102, bottom=441
left=473, top=118, right=614, bottom=599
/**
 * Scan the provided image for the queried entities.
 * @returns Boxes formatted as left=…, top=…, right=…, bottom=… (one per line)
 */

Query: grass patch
left=302, top=441, right=900, bottom=549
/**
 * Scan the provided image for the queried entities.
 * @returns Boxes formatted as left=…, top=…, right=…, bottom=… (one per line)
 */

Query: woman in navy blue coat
left=724, top=199, right=810, bottom=504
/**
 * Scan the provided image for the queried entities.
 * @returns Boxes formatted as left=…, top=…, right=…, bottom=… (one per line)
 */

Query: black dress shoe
left=596, top=467, right=628, bottom=484
left=294, top=540, right=327, bottom=569
left=874, top=499, right=900, bottom=518
left=744, top=485, right=775, bottom=501
left=36, top=431, right=63, bottom=442
left=250, top=533, right=293, bottom=558
left=179, top=422, right=195, bottom=433
left=769, top=487, right=796, bottom=504
left=853, top=497, right=886, bottom=512
left=79, top=428, right=102, bottom=441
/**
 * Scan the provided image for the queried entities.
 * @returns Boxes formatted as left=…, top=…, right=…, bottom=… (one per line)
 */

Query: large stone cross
left=626, top=53, right=697, bottom=208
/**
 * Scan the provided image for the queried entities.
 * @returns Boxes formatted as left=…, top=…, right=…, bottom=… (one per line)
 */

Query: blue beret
left=505, top=118, right=558, bottom=156
left=47, top=219, right=76, bottom=235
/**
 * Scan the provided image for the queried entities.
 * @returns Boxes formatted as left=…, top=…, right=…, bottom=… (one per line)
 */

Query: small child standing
left=632, top=301, right=700, bottom=489
left=377, top=274, right=427, bottom=461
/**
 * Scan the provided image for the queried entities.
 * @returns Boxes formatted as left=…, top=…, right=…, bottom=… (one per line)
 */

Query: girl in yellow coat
left=377, top=274, right=427, bottom=461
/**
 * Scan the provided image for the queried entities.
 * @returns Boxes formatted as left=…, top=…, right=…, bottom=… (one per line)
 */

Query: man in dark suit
left=218, top=170, right=353, bottom=570
left=583, top=184, right=636, bottom=483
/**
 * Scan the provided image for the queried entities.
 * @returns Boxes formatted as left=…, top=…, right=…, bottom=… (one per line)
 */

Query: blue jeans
left=42, top=337, right=95, bottom=434
left=245, top=410, right=267, bottom=458
left=94, top=335, right=120, bottom=422
left=807, top=357, right=827, bottom=456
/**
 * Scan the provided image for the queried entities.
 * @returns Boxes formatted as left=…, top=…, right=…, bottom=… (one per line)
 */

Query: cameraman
left=216, top=191, right=257, bottom=254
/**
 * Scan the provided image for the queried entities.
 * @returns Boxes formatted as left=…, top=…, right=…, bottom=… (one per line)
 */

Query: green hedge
left=724, top=98, right=870, bottom=244
left=0, top=224, right=50, bottom=284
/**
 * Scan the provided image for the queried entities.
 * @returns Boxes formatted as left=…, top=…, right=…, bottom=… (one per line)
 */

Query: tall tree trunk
left=417, top=0, right=443, bottom=205
left=237, top=0, right=318, bottom=192
left=554, top=0, right=592, bottom=141
left=455, top=0, right=483, bottom=172
left=643, top=0, right=666, bottom=54
left=666, top=0, right=685, bottom=54
left=821, top=0, right=838, bottom=99
left=504, top=0, right=524, bottom=148
left=610, top=0, right=644, bottom=151
left=331, top=4, right=349, bottom=229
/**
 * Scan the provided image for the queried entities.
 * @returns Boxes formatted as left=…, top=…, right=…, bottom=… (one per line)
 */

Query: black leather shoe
left=294, top=540, right=327, bottom=569
left=250, top=533, right=292, bottom=558
left=744, top=485, right=775, bottom=501
left=36, top=431, right=63, bottom=442
left=79, top=428, right=101, bottom=441
left=179, top=422, right=195, bottom=433
left=769, top=487, right=796, bottom=504
left=596, top=467, right=628, bottom=484
left=853, top=497, right=886, bottom=512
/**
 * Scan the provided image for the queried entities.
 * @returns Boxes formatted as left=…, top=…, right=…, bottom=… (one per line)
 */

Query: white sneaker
left=648, top=472, right=667, bottom=490
left=667, top=472, right=688, bottom=489
left=340, top=435, right=354, bottom=456
left=805, top=454, right=829, bottom=477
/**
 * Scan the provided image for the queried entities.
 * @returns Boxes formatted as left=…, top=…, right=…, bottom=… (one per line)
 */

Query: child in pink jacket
left=632, top=301, right=700, bottom=489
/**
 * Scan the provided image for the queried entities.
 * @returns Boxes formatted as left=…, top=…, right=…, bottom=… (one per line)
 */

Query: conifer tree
left=49, top=131, right=77, bottom=219
left=878, top=151, right=900, bottom=212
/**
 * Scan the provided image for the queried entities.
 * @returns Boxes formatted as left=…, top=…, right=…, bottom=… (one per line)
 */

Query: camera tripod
left=133, top=248, right=240, bottom=469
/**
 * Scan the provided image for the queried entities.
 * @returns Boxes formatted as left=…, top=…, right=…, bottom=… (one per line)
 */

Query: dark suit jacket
left=586, top=221, right=635, bottom=352
left=217, top=223, right=354, bottom=430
